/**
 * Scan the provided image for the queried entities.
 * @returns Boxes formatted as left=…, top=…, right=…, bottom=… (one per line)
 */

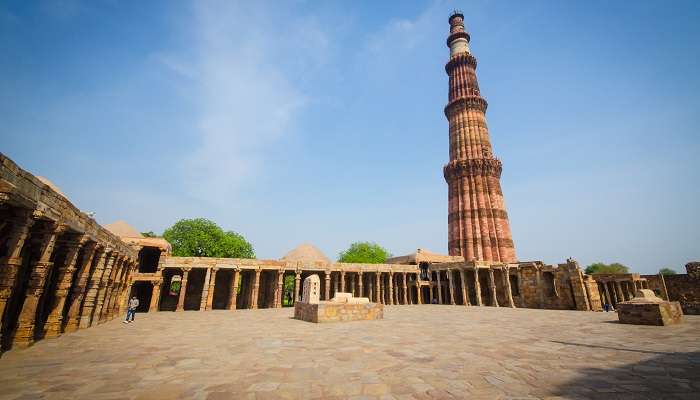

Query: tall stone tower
left=443, top=12, right=516, bottom=263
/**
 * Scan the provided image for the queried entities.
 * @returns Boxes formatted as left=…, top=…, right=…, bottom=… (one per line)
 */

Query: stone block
left=294, top=301, right=383, bottom=323
left=617, top=290, right=684, bottom=326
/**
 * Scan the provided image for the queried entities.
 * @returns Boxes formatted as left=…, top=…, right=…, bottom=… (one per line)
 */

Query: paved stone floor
left=0, top=306, right=698, bottom=400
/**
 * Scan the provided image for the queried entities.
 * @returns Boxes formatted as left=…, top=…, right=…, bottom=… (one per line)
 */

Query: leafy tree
left=283, top=275, right=295, bottom=306
left=659, top=267, right=677, bottom=276
left=162, top=218, right=255, bottom=259
left=584, top=262, right=629, bottom=275
left=338, top=241, right=392, bottom=264
left=141, top=231, right=157, bottom=238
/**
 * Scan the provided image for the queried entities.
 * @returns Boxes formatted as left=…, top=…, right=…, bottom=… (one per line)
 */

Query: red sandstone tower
left=443, top=12, right=516, bottom=262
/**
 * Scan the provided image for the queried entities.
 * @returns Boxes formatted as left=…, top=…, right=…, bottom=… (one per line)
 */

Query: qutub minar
left=3, top=11, right=697, bottom=351
left=443, top=12, right=516, bottom=263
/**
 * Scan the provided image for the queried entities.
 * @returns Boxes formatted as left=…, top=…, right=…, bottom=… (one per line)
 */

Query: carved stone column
left=503, top=267, right=515, bottom=308
left=615, top=281, right=625, bottom=304
left=251, top=269, right=261, bottom=309
left=117, top=262, right=136, bottom=316
left=487, top=268, right=499, bottom=307
left=275, top=270, right=284, bottom=308
left=229, top=268, right=240, bottom=310
left=63, top=243, right=98, bottom=332
left=293, top=271, right=301, bottom=303
left=447, top=269, right=456, bottom=305
left=388, top=272, right=394, bottom=305
left=149, top=281, right=161, bottom=312
left=0, top=212, right=34, bottom=344
left=473, top=269, right=483, bottom=306
left=98, top=256, right=123, bottom=323
left=375, top=272, right=381, bottom=304
left=200, top=268, right=212, bottom=311
left=324, top=270, right=331, bottom=301
left=459, top=269, right=470, bottom=306
left=13, top=222, right=63, bottom=347
left=176, top=268, right=190, bottom=311
left=206, top=268, right=218, bottom=310
left=340, top=271, right=346, bottom=293
left=415, top=274, right=422, bottom=304
left=358, top=272, right=364, bottom=298
left=89, top=252, right=117, bottom=326
left=402, top=272, right=408, bottom=305
left=44, top=236, right=85, bottom=338
left=436, top=271, right=443, bottom=304
left=105, top=257, right=128, bottom=319
left=517, top=268, right=526, bottom=307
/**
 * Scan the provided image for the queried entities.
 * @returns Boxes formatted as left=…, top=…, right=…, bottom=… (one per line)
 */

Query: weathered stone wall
left=518, top=262, right=587, bottom=310
left=294, top=301, right=383, bottom=323
left=642, top=263, right=700, bottom=315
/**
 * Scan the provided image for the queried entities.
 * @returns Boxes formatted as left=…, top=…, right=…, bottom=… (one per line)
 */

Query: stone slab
left=294, top=301, right=383, bottom=323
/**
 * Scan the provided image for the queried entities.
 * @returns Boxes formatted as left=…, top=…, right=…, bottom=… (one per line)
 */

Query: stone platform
left=618, top=289, right=684, bottom=326
left=294, top=301, right=384, bottom=323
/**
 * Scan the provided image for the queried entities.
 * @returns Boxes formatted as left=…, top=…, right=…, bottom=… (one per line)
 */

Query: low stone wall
left=642, top=262, right=700, bottom=315
left=294, top=301, right=383, bottom=323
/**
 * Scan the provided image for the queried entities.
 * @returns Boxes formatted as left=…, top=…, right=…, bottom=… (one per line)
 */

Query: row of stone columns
left=0, top=210, right=137, bottom=352
left=422, top=267, right=516, bottom=308
left=597, top=279, right=642, bottom=308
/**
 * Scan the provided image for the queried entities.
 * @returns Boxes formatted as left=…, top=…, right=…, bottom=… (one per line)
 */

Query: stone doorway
left=128, top=281, right=153, bottom=312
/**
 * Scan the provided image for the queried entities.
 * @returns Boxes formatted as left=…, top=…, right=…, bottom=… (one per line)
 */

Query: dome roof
left=104, top=220, right=143, bottom=238
left=280, top=243, right=331, bottom=264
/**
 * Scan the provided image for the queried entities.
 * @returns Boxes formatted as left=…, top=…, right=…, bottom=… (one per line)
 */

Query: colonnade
left=597, top=279, right=647, bottom=309
left=421, top=266, right=517, bottom=308
left=0, top=208, right=137, bottom=353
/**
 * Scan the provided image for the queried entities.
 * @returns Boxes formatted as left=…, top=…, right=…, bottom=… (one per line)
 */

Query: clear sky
left=2, top=0, right=699, bottom=274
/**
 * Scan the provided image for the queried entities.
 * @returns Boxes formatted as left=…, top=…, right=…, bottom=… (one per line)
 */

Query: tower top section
left=447, top=11, right=470, bottom=57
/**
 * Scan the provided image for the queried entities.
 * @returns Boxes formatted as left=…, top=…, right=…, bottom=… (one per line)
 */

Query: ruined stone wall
left=642, top=263, right=699, bottom=315
left=517, top=262, right=590, bottom=310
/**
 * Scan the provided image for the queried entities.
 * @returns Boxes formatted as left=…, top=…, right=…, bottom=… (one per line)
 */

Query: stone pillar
left=323, top=270, right=330, bottom=301
left=200, top=268, right=212, bottom=311
left=375, top=272, right=381, bottom=304
left=388, top=272, right=394, bottom=305
left=176, top=268, right=190, bottom=311
left=0, top=212, right=34, bottom=346
left=517, top=268, right=526, bottom=307
left=459, top=269, right=470, bottom=306
left=340, top=271, right=346, bottom=293
left=44, top=237, right=85, bottom=338
left=402, top=272, right=408, bottom=305
left=293, top=271, right=301, bottom=303
left=488, top=268, right=499, bottom=307
left=149, top=281, right=161, bottom=312
left=206, top=268, right=218, bottom=310
left=436, top=271, right=443, bottom=304
left=92, top=252, right=118, bottom=324
left=276, top=270, right=284, bottom=308
left=416, top=274, right=423, bottom=304
left=116, top=262, right=136, bottom=317
left=63, top=243, right=98, bottom=333
left=13, top=222, right=62, bottom=347
left=614, top=281, right=624, bottom=304
left=473, top=269, right=483, bottom=306
left=358, top=272, right=364, bottom=298
left=447, top=269, right=456, bottom=305
left=503, top=267, right=515, bottom=308
left=98, top=256, right=123, bottom=323
left=105, top=257, right=128, bottom=319
left=79, top=249, right=112, bottom=329
left=251, top=269, right=261, bottom=309
left=350, top=273, right=356, bottom=296
left=229, top=269, right=240, bottom=309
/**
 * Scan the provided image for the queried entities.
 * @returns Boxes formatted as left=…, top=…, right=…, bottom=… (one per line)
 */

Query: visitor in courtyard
left=603, top=303, right=610, bottom=312
left=124, top=296, right=139, bottom=323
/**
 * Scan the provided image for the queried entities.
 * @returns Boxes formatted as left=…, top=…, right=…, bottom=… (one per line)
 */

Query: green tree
left=283, top=275, right=295, bottom=306
left=338, top=241, right=392, bottom=264
left=584, top=262, right=630, bottom=275
left=141, top=231, right=157, bottom=238
left=162, top=218, right=255, bottom=258
left=659, top=267, right=677, bottom=275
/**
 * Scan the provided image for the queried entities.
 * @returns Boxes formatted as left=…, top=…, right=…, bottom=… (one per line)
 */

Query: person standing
left=124, top=296, right=139, bottom=323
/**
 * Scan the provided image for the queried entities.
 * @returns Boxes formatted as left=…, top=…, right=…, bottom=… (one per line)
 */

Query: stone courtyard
left=0, top=307, right=698, bottom=400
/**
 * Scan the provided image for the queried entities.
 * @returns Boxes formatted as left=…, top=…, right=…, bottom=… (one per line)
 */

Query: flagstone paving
left=0, top=306, right=698, bottom=400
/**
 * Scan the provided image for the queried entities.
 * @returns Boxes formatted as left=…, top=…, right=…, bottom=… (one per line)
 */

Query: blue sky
left=2, top=0, right=699, bottom=274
